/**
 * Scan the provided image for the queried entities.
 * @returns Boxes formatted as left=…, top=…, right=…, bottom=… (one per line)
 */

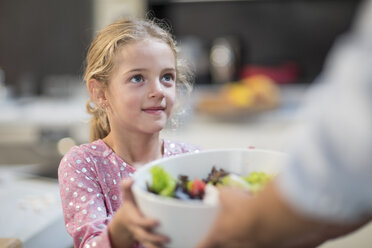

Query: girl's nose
left=148, top=80, right=165, bottom=98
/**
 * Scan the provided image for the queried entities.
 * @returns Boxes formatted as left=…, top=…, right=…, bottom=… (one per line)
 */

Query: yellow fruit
left=226, top=84, right=254, bottom=107
left=242, top=75, right=279, bottom=105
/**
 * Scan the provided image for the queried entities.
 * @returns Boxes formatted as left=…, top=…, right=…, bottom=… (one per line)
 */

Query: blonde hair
left=84, top=18, right=193, bottom=142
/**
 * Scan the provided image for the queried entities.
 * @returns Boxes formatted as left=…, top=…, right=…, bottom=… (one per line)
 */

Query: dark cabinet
left=147, top=0, right=361, bottom=84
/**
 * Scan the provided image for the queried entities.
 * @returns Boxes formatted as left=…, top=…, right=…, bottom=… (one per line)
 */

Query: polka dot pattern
left=58, top=139, right=200, bottom=248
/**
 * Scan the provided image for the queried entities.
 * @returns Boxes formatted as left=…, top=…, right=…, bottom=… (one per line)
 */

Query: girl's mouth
left=142, top=106, right=166, bottom=114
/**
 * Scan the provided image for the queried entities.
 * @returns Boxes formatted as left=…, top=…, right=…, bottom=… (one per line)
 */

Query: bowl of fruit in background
left=132, top=148, right=287, bottom=248
left=196, top=75, right=280, bottom=119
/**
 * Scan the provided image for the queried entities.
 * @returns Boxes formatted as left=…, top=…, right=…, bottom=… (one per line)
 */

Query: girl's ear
left=87, top=79, right=108, bottom=107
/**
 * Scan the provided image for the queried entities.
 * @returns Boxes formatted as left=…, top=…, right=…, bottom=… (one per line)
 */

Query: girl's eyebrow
left=124, top=68, right=147, bottom=74
left=163, top=68, right=176, bottom=72
left=124, top=68, right=176, bottom=75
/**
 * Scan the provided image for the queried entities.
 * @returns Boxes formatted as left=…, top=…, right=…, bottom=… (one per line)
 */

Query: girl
left=58, top=18, right=200, bottom=248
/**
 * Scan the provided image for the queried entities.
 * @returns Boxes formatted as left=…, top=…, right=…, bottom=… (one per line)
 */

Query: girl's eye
left=161, top=73, right=175, bottom=83
left=130, top=75, right=144, bottom=83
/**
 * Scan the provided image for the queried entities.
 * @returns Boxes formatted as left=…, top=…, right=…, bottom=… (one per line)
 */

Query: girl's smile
left=142, top=105, right=166, bottom=115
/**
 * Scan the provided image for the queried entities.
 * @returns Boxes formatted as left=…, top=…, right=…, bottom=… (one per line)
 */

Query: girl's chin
left=135, top=117, right=169, bottom=134
left=143, top=123, right=167, bottom=134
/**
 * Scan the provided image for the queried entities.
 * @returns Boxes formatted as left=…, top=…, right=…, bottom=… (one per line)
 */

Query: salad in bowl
left=147, top=165, right=273, bottom=201
left=132, top=148, right=287, bottom=248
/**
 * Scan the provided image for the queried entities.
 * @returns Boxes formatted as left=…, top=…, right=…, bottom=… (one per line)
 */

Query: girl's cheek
left=165, top=97, right=175, bottom=116
left=169, top=92, right=176, bottom=107
left=166, top=87, right=176, bottom=103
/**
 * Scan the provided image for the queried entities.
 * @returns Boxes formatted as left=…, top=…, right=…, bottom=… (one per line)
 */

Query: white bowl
left=132, top=148, right=287, bottom=248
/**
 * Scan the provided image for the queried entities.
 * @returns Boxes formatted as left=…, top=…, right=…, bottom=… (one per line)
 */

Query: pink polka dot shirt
left=58, top=139, right=200, bottom=248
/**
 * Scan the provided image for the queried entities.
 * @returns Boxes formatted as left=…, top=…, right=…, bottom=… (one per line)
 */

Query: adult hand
left=109, top=178, right=169, bottom=248
left=197, top=185, right=322, bottom=248
left=197, top=186, right=255, bottom=248
left=198, top=182, right=371, bottom=248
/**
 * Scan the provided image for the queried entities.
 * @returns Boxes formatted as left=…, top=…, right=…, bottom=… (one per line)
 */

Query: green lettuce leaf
left=149, top=165, right=177, bottom=197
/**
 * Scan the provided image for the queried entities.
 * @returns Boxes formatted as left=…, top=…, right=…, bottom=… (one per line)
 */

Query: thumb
left=197, top=233, right=219, bottom=248
left=121, top=178, right=135, bottom=203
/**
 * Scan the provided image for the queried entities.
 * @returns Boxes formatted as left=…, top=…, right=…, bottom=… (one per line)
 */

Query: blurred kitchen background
left=1, top=0, right=371, bottom=247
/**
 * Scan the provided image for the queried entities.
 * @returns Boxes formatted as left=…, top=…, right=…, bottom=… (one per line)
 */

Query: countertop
left=162, top=84, right=307, bottom=151
left=0, top=171, right=72, bottom=248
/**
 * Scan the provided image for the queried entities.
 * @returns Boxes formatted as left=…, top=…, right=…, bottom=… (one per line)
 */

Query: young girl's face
left=105, top=38, right=177, bottom=134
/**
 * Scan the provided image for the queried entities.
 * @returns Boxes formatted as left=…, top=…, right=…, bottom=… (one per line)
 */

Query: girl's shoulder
left=58, top=139, right=111, bottom=172
left=62, top=139, right=109, bottom=159
left=163, top=139, right=201, bottom=157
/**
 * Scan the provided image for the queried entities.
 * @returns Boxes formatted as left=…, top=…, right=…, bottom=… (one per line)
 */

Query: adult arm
left=198, top=1, right=372, bottom=247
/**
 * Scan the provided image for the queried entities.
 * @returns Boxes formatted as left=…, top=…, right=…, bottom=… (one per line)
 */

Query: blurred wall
left=0, top=0, right=92, bottom=96
left=0, top=0, right=361, bottom=94
left=0, top=0, right=145, bottom=97
left=93, top=0, right=146, bottom=31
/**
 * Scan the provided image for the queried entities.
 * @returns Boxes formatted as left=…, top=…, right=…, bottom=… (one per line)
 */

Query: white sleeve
left=276, top=0, right=372, bottom=223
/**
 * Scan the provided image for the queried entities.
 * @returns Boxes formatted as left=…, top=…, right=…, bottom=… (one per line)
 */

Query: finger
left=121, top=178, right=135, bottom=202
left=132, top=214, right=159, bottom=229
left=142, top=242, right=164, bottom=248
left=124, top=207, right=159, bottom=231
left=124, top=201, right=159, bottom=229
left=197, top=235, right=220, bottom=248
left=197, top=219, right=225, bottom=248
left=121, top=184, right=160, bottom=229
left=132, top=225, right=169, bottom=244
